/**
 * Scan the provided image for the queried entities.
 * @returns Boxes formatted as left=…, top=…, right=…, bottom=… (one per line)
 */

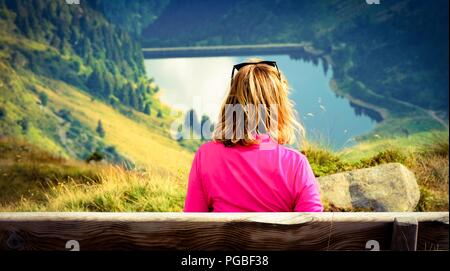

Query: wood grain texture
left=0, top=212, right=447, bottom=251
left=390, top=217, right=418, bottom=251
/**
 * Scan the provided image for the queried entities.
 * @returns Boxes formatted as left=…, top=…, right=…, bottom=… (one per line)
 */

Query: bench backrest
left=0, top=212, right=447, bottom=251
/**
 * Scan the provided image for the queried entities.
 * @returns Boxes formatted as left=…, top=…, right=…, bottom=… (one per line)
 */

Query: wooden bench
left=0, top=212, right=447, bottom=251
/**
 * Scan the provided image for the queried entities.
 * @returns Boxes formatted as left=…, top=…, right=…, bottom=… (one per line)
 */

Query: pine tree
left=38, top=92, right=48, bottom=107
left=144, top=103, right=151, bottom=115
left=103, top=72, right=114, bottom=98
left=137, top=95, right=144, bottom=111
left=50, top=35, right=61, bottom=49
left=96, top=120, right=105, bottom=137
left=87, top=66, right=105, bottom=96
left=130, top=88, right=139, bottom=109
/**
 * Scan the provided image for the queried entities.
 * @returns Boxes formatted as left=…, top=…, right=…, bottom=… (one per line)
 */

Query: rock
left=317, top=163, right=420, bottom=211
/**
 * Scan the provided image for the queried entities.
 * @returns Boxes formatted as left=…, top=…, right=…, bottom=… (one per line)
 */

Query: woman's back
left=184, top=59, right=323, bottom=212
left=184, top=134, right=323, bottom=212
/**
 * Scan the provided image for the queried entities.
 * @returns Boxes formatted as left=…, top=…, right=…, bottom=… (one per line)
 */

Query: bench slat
left=0, top=212, right=447, bottom=251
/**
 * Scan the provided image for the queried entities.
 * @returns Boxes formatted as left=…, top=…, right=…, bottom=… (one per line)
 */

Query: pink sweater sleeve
left=294, top=157, right=324, bottom=212
left=184, top=150, right=209, bottom=212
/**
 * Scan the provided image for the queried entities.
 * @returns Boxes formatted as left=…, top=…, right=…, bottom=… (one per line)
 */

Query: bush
left=17, top=118, right=29, bottom=133
left=58, top=109, right=73, bottom=122
left=359, top=149, right=407, bottom=167
left=38, top=92, right=48, bottom=107
left=421, top=133, right=449, bottom=157
left=144, top=103, right=151, bottom=115
left=86, top=151, right=104, bottom=163
left=415, top=186, right=448, bottom=212
left=0, top=107, right=6, bottom=119
left=157, top=109, right=163, bottom=118
left=303, top=144, right=352, bottom=177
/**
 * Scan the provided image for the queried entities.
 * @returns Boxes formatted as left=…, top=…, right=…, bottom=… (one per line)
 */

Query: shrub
left=0, top=106, right=6, bottom=119
left=157, top=109, right=163, bottom=118
left=38, top=92, right=48, bottom=107
left=359, top=148, right=407, bottom=167
left=86, top=151, right=104, bottom=163
left=17, top=118, right=29, bottom=133
left=144, top=103, right=151, bottom=115
left=420, top=133, right=449, bottom=157
left=303, top=144, right=352, bottom=177
left=58, top=109, right=73, bottom=122
left=415, top=186, right=448, bottom=212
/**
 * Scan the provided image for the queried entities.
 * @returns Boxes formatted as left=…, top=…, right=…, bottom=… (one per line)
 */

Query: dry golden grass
left=0, top=137, right=187, bottom=212
left=412, top=134, right=449, bottom=211
left=33, top=77, right=193, bottom=173
left=3, top=166, right=186, bottom=212
left=1, top=133, right=448, bottom=212
left=1, top=66, right=195, bottom=211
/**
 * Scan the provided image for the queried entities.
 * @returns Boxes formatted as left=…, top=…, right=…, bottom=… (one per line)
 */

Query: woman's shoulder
left=279, top=145, right=309, bottom=164
left=196, top=140, right=223, bottom=154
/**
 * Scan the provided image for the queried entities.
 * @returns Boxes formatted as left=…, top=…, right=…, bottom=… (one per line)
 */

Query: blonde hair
left=213, top=58, right=305, bottom=147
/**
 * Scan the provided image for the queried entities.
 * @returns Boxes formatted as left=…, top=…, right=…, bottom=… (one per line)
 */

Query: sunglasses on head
left=231, top=61, right=281, bottom=83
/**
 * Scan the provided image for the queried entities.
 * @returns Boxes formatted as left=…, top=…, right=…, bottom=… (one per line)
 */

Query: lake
left=144, top=55, right=377, bottom=150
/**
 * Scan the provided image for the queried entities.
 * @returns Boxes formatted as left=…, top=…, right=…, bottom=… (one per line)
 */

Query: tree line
left=2, top=0, right=158, bottom=114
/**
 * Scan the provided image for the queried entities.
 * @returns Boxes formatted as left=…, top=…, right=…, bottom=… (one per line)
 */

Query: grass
left=6, top=166, right=185, bottom=212
left=32, top=74, right=193, bottom=173
left=0, top=137, right=101, bottom=205
left=339, top=130, right=448, bottom=162
left=305, top=131, right=449, bottom=211
left=413, top=134, right=449, bottom=211
left=0, top=137, right=186, bottom=211
left=0, top=131, right=447, bottom=212
left=0, top=10, right=193, bottom=167
left=0, top=53, right=194, bottom=173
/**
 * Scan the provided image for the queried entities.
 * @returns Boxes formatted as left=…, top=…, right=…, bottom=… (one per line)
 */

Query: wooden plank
left=0, top=212, right=447, bottom=251
left=417, top=221, right=449, bottom=251
left=390, top=217, right=418, bottom=251
left=0, top=212, right=447, bottom=223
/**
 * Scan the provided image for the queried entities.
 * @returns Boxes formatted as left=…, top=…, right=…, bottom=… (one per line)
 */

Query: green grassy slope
left=1, top=131, right=447, bottom=212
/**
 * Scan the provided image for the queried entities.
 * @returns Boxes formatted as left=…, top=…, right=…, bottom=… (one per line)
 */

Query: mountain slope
left=0, top=2, right=194, bottom=210
left=0, top=0, right=191, bottom=163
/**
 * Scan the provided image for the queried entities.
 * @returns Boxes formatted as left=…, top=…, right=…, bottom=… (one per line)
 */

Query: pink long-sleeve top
left=184, top=134, right=323, bottom=212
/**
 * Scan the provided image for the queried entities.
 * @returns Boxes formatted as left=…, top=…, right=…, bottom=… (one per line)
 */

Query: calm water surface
left=144, top=55, right=376, bottom=149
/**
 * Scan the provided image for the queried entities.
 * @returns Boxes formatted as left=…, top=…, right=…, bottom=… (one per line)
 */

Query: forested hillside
left=95, top=0, right=170, bottom=38
left=2, top=0, right=164, bottom=112
left=0, top=0, right=179, bottom=162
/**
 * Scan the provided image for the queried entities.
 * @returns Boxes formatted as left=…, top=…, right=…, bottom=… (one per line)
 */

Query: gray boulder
left=317, top=163, right=420, bottom=211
